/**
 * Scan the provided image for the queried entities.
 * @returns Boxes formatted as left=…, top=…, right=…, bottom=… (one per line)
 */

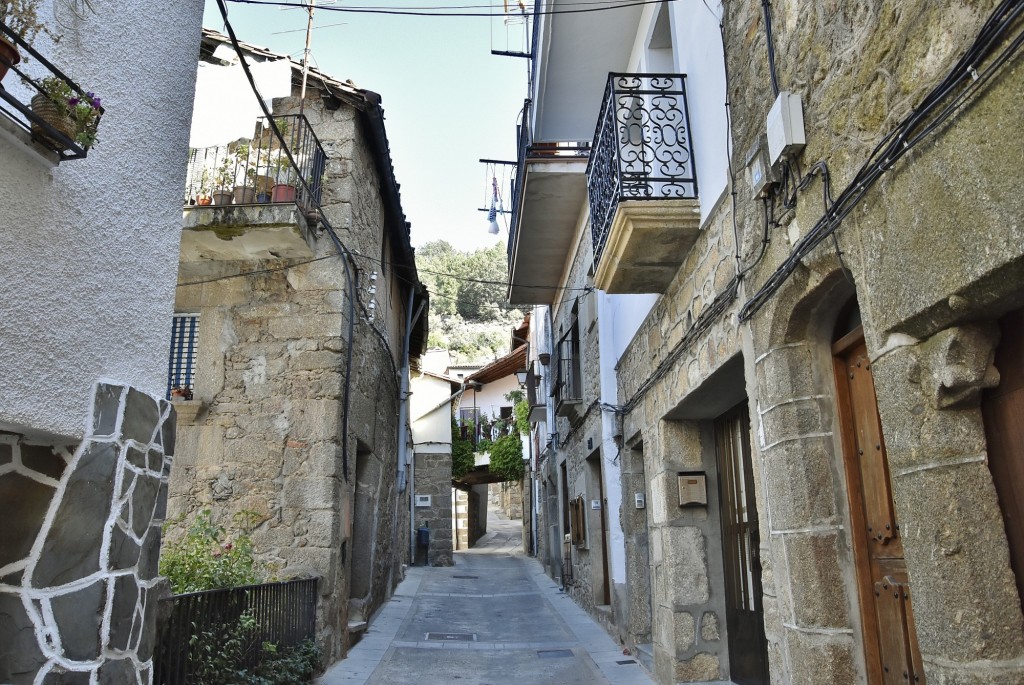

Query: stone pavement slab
left=318, top=508, right=656, bottom=685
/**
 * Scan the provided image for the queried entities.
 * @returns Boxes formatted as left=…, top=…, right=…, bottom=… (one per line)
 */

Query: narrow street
left=319, top=507, right=655, bottom=685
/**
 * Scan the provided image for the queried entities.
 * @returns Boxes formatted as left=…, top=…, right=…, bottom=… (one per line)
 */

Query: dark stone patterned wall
left=0, top=383, right=173, bottom=684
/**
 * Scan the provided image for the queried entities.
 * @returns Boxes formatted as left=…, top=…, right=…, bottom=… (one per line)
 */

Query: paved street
left=319, top=507, right=654, bottom=685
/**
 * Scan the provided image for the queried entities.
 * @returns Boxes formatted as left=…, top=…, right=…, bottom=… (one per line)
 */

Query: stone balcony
left=180, top=203, right=318, bottom=262
left=587, top=74, right=701, bottom=294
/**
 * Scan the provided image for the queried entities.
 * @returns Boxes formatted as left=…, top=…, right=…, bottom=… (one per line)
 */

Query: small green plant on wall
left=159, top=509, right=263, bottom=594
left=452, top=419, right=474, bottom=480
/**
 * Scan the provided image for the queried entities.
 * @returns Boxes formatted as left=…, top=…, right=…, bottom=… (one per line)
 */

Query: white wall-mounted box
left=415, top=494, right=432, bottom=508
left=767, top=91, right=806, bottom=165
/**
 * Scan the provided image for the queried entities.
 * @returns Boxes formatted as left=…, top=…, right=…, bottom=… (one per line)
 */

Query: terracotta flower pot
left=212, top=191, right=233, bottom=206
left=232, top=186, right=256, bottom=204
left=0, top=36, right=19, bottom=83
left=30, top=94, right=76, bottom=148
left=272, top=184, right=297, bottom=203
left=197, top=196, right=213, bottom=206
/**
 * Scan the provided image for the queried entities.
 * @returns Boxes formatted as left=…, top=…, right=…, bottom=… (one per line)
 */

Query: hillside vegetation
left=416, top=240, right=524, bottom=364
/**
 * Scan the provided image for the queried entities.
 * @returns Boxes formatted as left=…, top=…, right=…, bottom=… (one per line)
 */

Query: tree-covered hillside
left=416, top=240, right=524, bottom=363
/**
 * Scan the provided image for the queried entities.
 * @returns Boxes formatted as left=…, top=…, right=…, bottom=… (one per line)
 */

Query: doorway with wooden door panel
left=833, top=309, right=925, bottom=684
left=981, top=307, right=1024, bottom=606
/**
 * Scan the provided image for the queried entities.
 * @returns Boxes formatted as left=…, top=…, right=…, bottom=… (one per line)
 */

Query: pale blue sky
left=203, top=0, right=528, bottom=251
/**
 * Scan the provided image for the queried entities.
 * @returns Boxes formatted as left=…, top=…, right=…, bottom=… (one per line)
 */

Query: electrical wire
left=176, top=254, right=339, bottom=287
left=230, top=0, right=677, bottom=18
left=761, top=0, right=780, bottom=97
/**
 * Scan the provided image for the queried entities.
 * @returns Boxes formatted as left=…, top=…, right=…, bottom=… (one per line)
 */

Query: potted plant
left=212, top=155, right=234, bottom=205
left=269, top=153, right=297, bottom=203
left=230, top=143, right=257, bottom=204
left=0, top=0, right=60, bottom=83
left=31, top=75, right=101, bottom=150
left=195, top=169, right=213, bottom=205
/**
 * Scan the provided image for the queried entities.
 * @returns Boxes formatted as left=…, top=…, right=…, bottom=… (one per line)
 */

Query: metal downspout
left=398, top=287, right=426, bottom=562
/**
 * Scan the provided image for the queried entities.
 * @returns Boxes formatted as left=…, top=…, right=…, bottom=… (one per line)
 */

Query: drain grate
left=452, top=575, right=479, bottom=579
left=616, top=659, right=637, bottom=665
left=425, top=632, right=477, bottom=641
left=537, top=649, right=574, bottom=658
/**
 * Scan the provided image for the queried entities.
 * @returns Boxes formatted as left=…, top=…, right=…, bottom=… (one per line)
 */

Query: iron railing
left=0, top=21, right=104, bottom=160
left=183, top=114, right=326, bottom=209
left=587, top=74, right=698, bottom=265
left=506, top=98, right=590, bottom=270
left=553, top=328, right=582, bottom=408
left=153, top=577, right=318, bottom=685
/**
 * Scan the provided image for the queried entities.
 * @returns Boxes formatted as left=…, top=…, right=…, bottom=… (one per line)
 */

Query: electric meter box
left=767, top=91, right=806, bottom=165
left=677, top=472, right=708, bottom=507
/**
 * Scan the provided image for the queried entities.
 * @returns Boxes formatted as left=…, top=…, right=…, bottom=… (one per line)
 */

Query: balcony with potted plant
left=0, top=12, right=104, bottom=162
left=179, top=113, right=327, bottom=263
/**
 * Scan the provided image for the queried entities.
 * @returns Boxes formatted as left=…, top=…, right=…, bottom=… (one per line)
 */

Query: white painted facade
left=410, top=371, right=457, bottom=452
left=0, top=0, right=204, bottom=440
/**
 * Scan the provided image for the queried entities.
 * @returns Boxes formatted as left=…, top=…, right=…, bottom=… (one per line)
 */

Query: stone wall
left=0, top=383, right=173, bottom=684
left=413, top=451, right=454, bottom=567
left=607, top=1, right=1024, bottom=683
left=167, top=96, right=411, bottom=665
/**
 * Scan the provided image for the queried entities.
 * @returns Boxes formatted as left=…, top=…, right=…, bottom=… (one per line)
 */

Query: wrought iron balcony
left=0, top=21, right=103, bottom=161
left=183, top=114, right=326, bottom=208
left=179, top=114, right=327, bottom=262
left=553, top=327, right=582, bottom=421
left=587, top=74, right=700, bottom=294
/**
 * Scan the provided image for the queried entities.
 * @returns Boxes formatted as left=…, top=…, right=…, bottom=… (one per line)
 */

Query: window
left=167, top=314, right=199, bottom=399
left=554, top=311, right=582, bottom=406
left=570, top=495, right=587, bottom=547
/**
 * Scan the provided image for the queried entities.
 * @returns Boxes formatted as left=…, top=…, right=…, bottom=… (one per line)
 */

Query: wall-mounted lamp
left=515, top=369, right=529, bottom=387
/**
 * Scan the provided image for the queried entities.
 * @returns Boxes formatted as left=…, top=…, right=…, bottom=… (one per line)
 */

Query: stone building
left=409, top=350, right=460, bottom=567
left=510, top=1, right=1024, bottom=684
left=163, top=30, right=428, bottom=664
left=0, top=2, right=202, bottom=682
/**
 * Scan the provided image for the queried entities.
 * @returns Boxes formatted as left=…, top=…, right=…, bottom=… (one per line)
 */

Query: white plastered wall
left=0, top=0, right=204, bottom=440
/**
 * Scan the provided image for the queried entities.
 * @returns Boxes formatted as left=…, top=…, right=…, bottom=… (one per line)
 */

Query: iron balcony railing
left=183, top=114, right=326, bottom=209
left=0, top=21, right=104, bottom=160
left=553, top=328, right=582, bottom=408
left=507, top=98, right=590, bottom=271
left=153, top=577, right=318, bottom=685
left=587, top=73, right=698, bottom=265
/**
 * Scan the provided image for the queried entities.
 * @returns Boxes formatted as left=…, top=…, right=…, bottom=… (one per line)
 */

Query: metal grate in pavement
left=616, top=659, right=637, bottom=665
left=424, top=632, right=477, bottom=641
left=537, top=649, right=574, bottom=658
left=452, top=575, right=479, bottom=579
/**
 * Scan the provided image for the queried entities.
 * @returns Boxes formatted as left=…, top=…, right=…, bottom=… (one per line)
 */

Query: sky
left=203, top=0, right=528, bottom=252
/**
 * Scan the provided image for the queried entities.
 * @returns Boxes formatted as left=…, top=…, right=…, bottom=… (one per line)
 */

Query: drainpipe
left=398, top=286, right=426, bottom=562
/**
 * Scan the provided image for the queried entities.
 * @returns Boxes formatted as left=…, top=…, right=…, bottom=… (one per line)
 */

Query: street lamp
left=515, top=369, right=529, bottom=387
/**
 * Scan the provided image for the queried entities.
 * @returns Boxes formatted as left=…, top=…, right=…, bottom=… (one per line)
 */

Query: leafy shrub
left=189, top=609, right=320, bottom=685
left=452, top=419, right=475, bottom=480
left=513, top=400, right=530, bottom=435
left=160, top=510, right=262, bottom=594
left=488, top=433, right=524, bottom=482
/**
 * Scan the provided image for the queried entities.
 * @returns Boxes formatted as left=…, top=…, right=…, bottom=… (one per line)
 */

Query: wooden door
left=982, top=308, right=1024, bottom=604
left=834, top=328, right=924, bottom=685
left=715, top=403, right=769, bottom=685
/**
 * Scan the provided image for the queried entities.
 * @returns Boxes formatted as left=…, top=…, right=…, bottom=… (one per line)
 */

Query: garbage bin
left=417, top=526, right=430, bottom=548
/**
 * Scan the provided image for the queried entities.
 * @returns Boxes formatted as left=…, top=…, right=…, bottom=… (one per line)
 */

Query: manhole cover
left=616, top=659, right=637, bottom=665
left=452, top=575, right=479, bottom=579
left=425, top=632, right=477, bottom=641
left=537, top=649, right=574, bottom=658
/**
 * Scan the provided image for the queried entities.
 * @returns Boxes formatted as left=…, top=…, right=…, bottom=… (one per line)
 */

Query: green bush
left=452, top=420, right=475, bottom=480
left=189, top=609, right=320, bottom=685
left=488, top=433, right=524, bottom=482
left=160, top=510, right=262, bottom=594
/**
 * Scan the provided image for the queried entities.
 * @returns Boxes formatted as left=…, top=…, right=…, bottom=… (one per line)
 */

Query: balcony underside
left=180, top=204, right=315, bottom=261
left=508, top=159, right=588, bottom=305
left=593, top=199, right=701, bottom=294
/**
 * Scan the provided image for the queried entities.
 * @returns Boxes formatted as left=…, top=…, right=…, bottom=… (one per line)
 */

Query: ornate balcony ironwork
left=0, top=20, right=104, bottom=161
left=183, top=114, right=326, bottom=208
left=587, top=74, right=698, bottom=266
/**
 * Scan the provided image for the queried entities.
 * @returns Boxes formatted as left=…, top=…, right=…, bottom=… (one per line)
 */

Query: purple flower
left=68, top=97, right=80, bottom=106
left=90, top=97, right=101, bottom=108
